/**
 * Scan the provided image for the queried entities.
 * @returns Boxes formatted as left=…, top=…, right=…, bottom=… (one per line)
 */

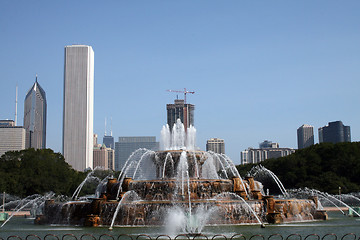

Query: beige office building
left=206, top=138, right=225, bottom=154
left=93, top=144, right=115, bottom=170
left=0, top=120, right=26, bottom=157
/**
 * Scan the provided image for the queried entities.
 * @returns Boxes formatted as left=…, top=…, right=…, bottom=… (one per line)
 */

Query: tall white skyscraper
left=63, top=45, right=94, bottom=171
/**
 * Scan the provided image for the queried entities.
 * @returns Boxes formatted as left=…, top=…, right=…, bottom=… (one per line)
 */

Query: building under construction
left=166, top=99, right=195, bottom=130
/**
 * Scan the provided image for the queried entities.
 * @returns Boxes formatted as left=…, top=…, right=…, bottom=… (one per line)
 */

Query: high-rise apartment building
left=206, top=138, right=225, bottom=171
left=23, top=76, right=47, bottom=149
left=114, top=136, right=159, bottom=172
left=240, top=140, right=295, bottom=165
left=166, top=99, right=195, bottom=130
left=107, top=148, right=115, bottom=170
left=206, top=138, right=225, bottom=154
left=297, top=124, right=314, bottom=149
left=318, top=121, right=351, bottom=144
left=93, top=144, right=114, bottom=170
left=0, top=120, right=26, bottom=157
left=93, top=134, right=114, bottom=170
left=93, top=144, right=109, bottom=169
left=63, top=45, right=94, bottom=171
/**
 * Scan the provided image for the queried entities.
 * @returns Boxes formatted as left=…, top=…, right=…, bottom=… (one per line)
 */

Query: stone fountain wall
left=128, top=179, right=234, bottom=200
left=36, top=175, right=327, bottom=227
left=35, top=148, right=328, bottom=227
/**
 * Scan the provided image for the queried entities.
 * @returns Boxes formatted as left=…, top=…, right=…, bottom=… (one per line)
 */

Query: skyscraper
left=166, top=99, right=195, bottom=130
left=103, top=135, right=114, bottom=149
left=206, top=138, right=225, bottom=154
left=93, top=133, right=114, bottom=170
left=318, top=121, right=351, bottom=144
left=297, top=124, right=314, bottom=149
left=23, top=75, right=47, bottom=149
left=93, top=144, right=115, bottom=170
left=63, top=45, right=94, bottom=171
left=114, top=136, right=159, bottom=172
left=206, top=138, right=225, bottom=171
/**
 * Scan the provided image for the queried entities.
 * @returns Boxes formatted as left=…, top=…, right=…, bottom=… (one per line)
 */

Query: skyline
left=1, top=1, right=359, bottom=164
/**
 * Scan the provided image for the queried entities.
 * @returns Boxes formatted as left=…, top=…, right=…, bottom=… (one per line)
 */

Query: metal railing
left=1, top=233, right=358, bottom=240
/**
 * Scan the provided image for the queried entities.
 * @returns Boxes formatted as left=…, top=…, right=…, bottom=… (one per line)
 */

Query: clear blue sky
left=1, top=1, right=359, bottom=164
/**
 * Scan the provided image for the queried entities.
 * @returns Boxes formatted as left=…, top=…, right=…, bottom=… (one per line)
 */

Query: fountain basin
left=36, top=173, right=327, bottom=226
left=35, top=145, right=328, bottom=228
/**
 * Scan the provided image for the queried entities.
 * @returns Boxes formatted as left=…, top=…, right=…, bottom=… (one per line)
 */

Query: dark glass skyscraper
left=103, top=135, right=114, bottom=149
left=23, top=75, right=47, bottom=149
left=166, top=99, right=194, bottom=129
left=318, top=121, right=351, bottom=144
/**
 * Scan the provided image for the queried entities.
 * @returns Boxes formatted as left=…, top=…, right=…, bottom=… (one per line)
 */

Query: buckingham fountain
left=35, top=119, right=328, bottom=233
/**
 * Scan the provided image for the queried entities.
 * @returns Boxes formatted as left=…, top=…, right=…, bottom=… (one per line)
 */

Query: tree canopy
left=237, top=142, right=360, bottom=194
left=0, top=148, right=85, bottom=197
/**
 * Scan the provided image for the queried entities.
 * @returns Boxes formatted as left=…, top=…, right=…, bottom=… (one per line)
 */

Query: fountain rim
left=101, top=199, right=265, bottom=205
left=129, top=178, right=234, bottom=183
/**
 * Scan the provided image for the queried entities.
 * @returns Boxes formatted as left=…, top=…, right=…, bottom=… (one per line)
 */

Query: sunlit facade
left=63, top=45, right=94, bottom=171
left=241, top=141, right=295, bottom=165
left=206, top=138, right=225, bottom=154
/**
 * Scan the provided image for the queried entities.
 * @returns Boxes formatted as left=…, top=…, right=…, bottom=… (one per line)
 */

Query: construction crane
left=166, top=88, right=195, bottom=104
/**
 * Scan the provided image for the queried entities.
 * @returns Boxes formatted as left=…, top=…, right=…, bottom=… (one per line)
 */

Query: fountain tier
left=36, top=150, right=327, bottom=228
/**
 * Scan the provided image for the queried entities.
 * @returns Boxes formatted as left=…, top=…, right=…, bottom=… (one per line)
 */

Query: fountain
left=35, top=120, right=328, bottom=233
left=288, top=188, right=360, bottom=218
left=1, top=193, right=53, bottom=228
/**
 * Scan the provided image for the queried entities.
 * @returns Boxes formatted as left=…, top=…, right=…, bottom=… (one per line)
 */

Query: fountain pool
left=1, top=211, right=359, bottom=239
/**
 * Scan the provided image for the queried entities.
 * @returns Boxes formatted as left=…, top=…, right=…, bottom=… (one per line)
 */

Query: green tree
left=0, top=149, right=84, bottom=197
left=237, top=142, right=360, bottom=194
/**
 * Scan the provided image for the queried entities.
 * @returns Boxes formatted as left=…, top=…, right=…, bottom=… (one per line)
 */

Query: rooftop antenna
left=15, top=84, right=18, bottom=126
left=110, top=117, right=113, bottom=136
left=104, top=117, right=107, bottom=136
